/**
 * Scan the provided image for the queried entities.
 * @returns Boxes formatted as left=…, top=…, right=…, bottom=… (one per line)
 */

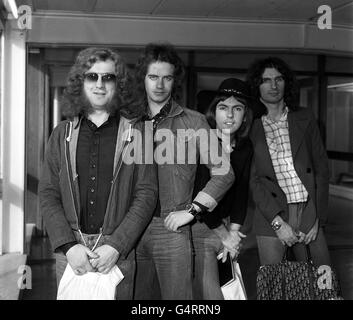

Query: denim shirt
left=153, top=100, right=235, bottom=217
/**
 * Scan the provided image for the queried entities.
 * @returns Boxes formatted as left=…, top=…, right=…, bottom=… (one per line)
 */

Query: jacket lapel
left=288, top=110, right=310, bottom=159
left=68, top=117, right=81, bottom=179
left=252, top=119, right=277, bottom=179
left=113, top=116, right=132, bottom=174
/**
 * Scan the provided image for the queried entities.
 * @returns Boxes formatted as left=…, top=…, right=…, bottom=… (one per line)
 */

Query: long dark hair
left=205, top=94, right=253, bottom=146
left=61, top=47, right=137, bottom=119
left=126, top=42, right=185, bottom=116
left=246, top=56, right=299, bottom=110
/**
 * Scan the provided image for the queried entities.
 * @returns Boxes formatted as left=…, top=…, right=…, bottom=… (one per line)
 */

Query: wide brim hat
left=217, top=78, right=253, bottom=100
left=216, top=78, right=267, bottom=118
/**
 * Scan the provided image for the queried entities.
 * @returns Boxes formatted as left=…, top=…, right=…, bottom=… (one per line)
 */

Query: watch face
left=272, top=221, right=281, bottom=230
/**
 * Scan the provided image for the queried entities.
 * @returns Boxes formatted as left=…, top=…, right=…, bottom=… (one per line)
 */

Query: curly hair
left=61, top=47, right=136, bottom=119
left=246, top=57, right=299, bottom=110
left=126, top=42, right=185, bottom=115
left=205, top=94, right=253, bottom=146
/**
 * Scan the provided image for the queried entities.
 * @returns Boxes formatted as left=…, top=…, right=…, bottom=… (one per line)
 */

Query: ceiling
left=16, top=0, right=353, bottom=25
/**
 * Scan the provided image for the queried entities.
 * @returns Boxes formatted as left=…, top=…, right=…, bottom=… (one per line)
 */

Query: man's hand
left=303, top=218, right=319, bottom=244
left=228, top=223, right=247, bottom=252
left=164, top=210, right=194, bottom=232
left=66, top=244, right=99, bottom=275
left=274, top=220, right=298, bottom=247
left=214, top=224, right=244, bottom=262
left=91, top=245, right=120, bottom=274
left=228, top=223, right=242, bottom=232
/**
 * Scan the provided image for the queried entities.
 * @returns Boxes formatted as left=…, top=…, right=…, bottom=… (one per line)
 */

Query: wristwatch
left=186, top=203, right=202, bottom=221
left=271, top=220, right=282, bottom=231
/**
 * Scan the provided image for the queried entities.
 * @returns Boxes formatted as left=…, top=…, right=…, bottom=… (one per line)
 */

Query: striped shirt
left=262, top=107, right=308, bottom=203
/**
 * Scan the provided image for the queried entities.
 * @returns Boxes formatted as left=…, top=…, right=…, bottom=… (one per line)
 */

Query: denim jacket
left=154, top=100, right=235, bottom=217
left=39, top=115, right=158, bottom=258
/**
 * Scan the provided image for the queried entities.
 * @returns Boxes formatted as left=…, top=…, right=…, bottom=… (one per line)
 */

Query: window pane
left=326, top=77, right=353, bottom=153
left=298, top=76, right=318, bottom=117
left=329, top=159, right=353, bottom=188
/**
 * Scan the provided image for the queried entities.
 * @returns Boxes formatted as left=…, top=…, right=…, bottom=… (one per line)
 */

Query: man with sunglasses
left=39, top=47, right=158, bottom=299
left=246, top=57, right=332, bottom=273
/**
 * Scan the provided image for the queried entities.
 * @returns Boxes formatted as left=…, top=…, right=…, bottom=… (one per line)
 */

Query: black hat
left=217, top=78, right=252, bottom=100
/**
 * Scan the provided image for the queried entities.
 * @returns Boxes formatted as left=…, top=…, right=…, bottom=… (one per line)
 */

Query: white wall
left=1, top=21, right=26, bottom=254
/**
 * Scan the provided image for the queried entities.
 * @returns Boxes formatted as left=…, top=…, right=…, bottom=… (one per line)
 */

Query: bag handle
left=281, top=244, right=314, bottom=265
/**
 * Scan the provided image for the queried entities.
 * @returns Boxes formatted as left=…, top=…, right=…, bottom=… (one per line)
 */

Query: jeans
left=257, top=201, right=332, bottom=267
left=191, top=221, right=224, bottom=300
left=55, top=231, right=135, bottom=300
left=134, top=217, right=193, bottom=300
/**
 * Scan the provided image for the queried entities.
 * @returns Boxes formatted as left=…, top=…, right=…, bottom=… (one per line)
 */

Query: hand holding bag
left=256, top=245, right=342, bottom=300
left=57, top=264, right=124, bottom=300
left=57, top=231, right=124, bottom=300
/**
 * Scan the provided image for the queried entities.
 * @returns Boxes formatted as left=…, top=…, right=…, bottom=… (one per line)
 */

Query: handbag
left=218, top=254, right=247, bottom=300
left=256, top=245, right=342, bottom=300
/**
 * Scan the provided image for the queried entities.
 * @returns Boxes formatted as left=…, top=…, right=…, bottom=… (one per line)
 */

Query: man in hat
left=246, top=57, right=332, bottom=268
left=131, top=42, right=235, bottom=299
left=191, top=77, right=254, bottom=299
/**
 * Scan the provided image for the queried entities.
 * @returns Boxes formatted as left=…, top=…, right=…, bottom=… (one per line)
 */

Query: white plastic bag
left=57, top=264, right=124, bottom=300
left=221, top=260, right=247, bottom=300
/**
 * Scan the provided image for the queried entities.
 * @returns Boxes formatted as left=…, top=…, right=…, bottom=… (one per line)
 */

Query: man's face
left=144, top=61, right=175, bottom=107
left=215, top=96, right=246, bottom=136
left=83, top=59, right=117, bottom=111
left=259, top=67, right=285, bottom=105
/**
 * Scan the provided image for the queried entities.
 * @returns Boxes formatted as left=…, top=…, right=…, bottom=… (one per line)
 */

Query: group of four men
left=39, top=43, right=331, bottom=299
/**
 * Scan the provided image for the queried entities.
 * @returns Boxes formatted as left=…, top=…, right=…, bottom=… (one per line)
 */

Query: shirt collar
left=148, top=98, right=172, bottom=123
left=263, top=106, right=289, bottom=124
left=83, top=113, right=117, bottom=129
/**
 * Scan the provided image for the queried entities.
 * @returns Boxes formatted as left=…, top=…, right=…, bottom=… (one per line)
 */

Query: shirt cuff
left=192, top=201, right=208, bottom=213
left=193, top=191, right=217, bottom=212
left=58, top=241, right=78, bottom=255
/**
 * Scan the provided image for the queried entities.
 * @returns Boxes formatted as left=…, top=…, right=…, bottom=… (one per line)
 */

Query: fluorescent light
left=3, top=0, right=18, bottom=19
left=327, top=83, right=353, bottom=92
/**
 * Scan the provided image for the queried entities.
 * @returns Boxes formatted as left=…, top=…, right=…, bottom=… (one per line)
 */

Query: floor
left=0, top=253, right=27, bottom=300
left=21, top=194, right=353, bottom=300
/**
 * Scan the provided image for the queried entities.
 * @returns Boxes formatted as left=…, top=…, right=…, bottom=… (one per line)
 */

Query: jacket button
left=271, top=192, right=277, bottom=198
left=307, top=168, right=311, bottom=173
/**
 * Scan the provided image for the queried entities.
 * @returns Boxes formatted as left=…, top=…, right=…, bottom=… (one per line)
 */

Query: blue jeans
left=55, top=231, right=135, bottom=300
left=191, top=221, right=224, bottom=300
left=257, top=201, right=331, bottom=267
left=134, top=217, right=193, bottom=300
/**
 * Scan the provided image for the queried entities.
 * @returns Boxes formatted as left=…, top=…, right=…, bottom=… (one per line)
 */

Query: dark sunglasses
left=84, top=72, right=117, bottom=83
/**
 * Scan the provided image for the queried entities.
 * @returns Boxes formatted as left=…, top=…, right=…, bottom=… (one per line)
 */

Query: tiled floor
left=21, top=194, right=353, bottom=300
